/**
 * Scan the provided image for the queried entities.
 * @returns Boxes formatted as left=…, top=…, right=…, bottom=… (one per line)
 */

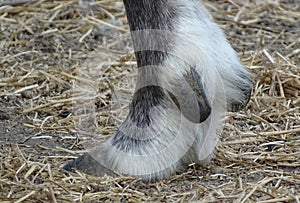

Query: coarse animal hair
left=64, top=0, right=252, bottom=182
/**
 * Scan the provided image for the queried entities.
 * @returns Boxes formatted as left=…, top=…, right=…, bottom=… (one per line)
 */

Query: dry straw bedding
left=0, top=0, right=299, bottom=202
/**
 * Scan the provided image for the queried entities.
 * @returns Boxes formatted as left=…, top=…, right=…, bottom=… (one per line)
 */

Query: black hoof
left=63, top=152, right=116, bottom=177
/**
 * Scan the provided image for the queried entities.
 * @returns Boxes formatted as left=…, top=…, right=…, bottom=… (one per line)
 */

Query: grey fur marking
left=64, top=0, right=252, bottom=181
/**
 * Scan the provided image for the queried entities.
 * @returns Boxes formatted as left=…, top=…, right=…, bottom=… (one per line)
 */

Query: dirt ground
left=0, top=0, right=299, bottom=202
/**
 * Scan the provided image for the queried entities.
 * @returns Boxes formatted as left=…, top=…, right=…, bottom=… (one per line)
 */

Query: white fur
left=87, top=0, right=251, bottom=181
left=160, top=0, right=251, bottom=166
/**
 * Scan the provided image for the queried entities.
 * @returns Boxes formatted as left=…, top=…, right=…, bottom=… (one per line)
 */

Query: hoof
left=63, top=152, right=116, bottom=177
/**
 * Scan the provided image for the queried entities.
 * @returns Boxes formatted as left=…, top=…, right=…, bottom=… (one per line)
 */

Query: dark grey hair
left=64, top=0, right=252, bottom=181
